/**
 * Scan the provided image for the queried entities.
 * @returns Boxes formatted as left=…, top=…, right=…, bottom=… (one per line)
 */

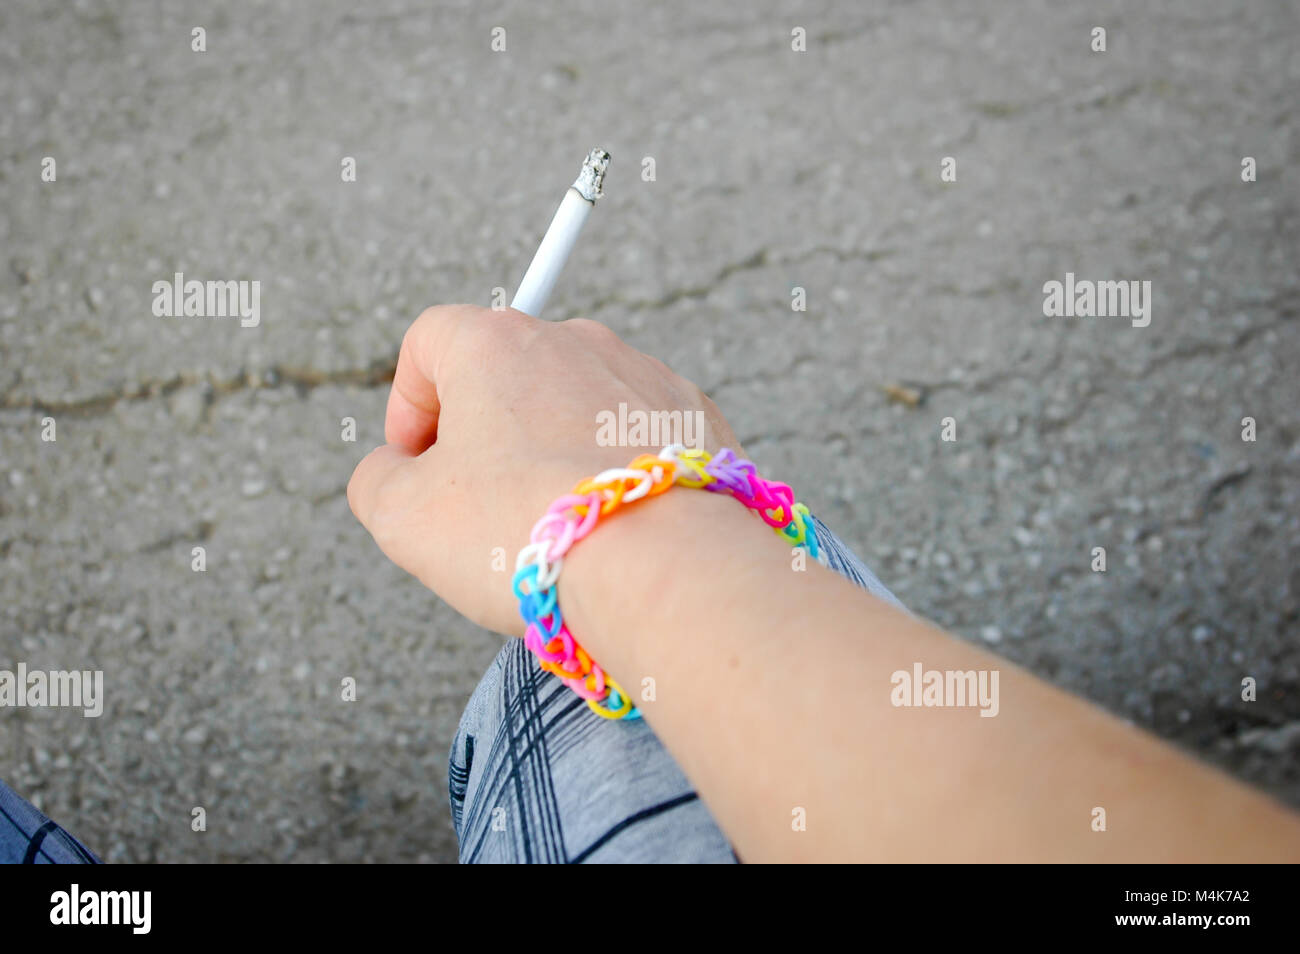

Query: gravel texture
left=1, top=0, right=1297, bottom=862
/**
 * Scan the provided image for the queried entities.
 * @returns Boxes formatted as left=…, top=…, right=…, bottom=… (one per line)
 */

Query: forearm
left=561, top=489, right=1300, bottom=862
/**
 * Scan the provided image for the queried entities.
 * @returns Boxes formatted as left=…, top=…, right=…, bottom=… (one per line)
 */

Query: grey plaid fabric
left=449, top=514, right=901, bottom=863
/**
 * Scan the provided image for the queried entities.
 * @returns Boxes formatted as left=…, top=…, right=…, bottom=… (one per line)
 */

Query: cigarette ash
left=572, top=148, right=610, bottom=201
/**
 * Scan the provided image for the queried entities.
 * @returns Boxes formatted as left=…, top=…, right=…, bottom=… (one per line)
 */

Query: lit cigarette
left=510, top=148, right=609, bottom=318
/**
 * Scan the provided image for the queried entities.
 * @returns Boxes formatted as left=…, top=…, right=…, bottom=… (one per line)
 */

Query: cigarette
left=510, top=148, right=609, bottom=318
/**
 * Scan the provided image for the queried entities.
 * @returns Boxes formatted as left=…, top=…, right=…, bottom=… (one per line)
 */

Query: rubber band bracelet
left=512, top=443, right=828, bottom=720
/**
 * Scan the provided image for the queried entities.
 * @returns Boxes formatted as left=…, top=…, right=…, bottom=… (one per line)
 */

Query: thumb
left=347, top=443, right=418, bottom=535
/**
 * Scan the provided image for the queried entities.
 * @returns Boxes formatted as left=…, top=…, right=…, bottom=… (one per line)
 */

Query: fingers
left=347, top=443, right=415, bottom=531
left=383, top=305, right=467, bottom=454
left=384, top=304, right=541, bottom=453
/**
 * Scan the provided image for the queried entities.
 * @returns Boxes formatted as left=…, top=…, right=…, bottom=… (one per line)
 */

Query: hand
left=347, top=304, right=742, bottom=637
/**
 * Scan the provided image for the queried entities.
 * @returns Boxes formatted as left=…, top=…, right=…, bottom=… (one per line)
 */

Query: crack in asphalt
left=1, top=259, right=1289, bottom=428
left=0, top=359, right=397, bottom=418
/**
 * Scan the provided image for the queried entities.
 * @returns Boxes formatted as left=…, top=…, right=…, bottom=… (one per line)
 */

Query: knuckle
left=566, top=317, right=618, bottom=341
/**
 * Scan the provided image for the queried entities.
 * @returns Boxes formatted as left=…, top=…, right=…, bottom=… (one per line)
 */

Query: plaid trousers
left=448, top=514, right=902, bottom=862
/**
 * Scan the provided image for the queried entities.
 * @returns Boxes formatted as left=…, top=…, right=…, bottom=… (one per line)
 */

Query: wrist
left=557, top=484, right=782, bottom=679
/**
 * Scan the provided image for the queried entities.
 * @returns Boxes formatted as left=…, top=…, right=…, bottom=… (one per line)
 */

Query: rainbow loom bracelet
left=512, top=444, right=828, bottom=720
